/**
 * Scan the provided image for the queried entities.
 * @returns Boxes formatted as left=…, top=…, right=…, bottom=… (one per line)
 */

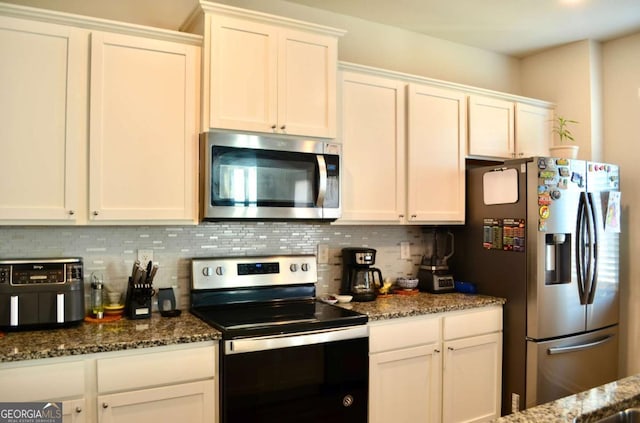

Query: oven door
left=221, top=326, right=368, bottom=423
left=200, top=132, right=340, bottom=220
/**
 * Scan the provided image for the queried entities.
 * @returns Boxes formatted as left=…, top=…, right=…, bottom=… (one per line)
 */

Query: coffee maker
left=341, top=247, right=383, bottom=302
left=417, top=228, right=456, bottom=293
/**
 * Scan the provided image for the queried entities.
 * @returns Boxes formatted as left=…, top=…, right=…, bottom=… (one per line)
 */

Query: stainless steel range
left=190, top=254, right=368, bottom=423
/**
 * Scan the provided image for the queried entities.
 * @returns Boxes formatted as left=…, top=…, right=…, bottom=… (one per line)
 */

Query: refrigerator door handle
left=586, top=192, right=599, bottom=304
left=547, top=335, right=615, bottom=355
left=575, top=193, right=588, bottom=304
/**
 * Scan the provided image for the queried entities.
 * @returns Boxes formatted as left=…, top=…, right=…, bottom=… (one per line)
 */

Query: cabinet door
left=468, top=95, right=514, bottom=159
left=62, top=399, right=86, bottom=423
left=339, top=71, right=405, bottom=224
left=278, top=29, right=337, bottom=138
left=89, top=32, right=199, bottom=222
left=407, top=84, right=466, bottom=224
left=515, top=103, right=553, bottom=158
left=0, top=16, right=85, bottom=222
left=370, top=344, right=442, bottom=423
left=208, top=14, right=278, bottom=133
left=98, top=380, right=215, bottom=423
left=442, top=333, right=502, bottom=423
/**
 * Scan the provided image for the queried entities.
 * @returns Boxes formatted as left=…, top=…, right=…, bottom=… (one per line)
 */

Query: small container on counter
left=90, top=273, right=104, bottom=319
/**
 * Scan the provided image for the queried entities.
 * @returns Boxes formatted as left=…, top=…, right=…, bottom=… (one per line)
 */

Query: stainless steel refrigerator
left=452, top=157, right=620, bottom=415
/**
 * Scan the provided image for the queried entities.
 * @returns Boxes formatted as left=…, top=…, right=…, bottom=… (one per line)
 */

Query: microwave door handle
left=316, top=155, right=327, bottom=207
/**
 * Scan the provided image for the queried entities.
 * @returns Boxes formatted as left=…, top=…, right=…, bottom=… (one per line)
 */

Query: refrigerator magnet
left=539, top=205, right=550, bottom=219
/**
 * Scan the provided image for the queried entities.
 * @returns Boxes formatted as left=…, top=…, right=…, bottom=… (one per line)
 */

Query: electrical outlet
left=511, top=393, right=520, bottom=413
left=137, top=249, right=154, bottom=267
left=400, top=242, right=411, bottom=260
left=317, top=244, right=329, bottom=264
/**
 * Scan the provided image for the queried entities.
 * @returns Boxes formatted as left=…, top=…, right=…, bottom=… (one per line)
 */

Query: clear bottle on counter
left=91, top=273, right=104, bottom=319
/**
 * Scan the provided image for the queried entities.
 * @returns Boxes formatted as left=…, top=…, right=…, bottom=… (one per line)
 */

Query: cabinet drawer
left=443, top=306, right=502, bottom=340
left=369, top=315, right=441, bottom=353
left=97, top=344, right=216, bottom=393
left=0, top=359, right=84, bottom=401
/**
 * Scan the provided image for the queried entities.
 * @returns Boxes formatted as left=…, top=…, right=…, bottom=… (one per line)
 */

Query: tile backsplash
left=0, top=223, right=426, bottom=309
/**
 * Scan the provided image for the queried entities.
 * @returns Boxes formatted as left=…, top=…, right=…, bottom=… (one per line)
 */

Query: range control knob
left=301, top=263, right=310, bottom=272
left=202, top=267, right=214, bottom=276
left=216, top=266, right=224, bottom=276
left=289, top=264, right=298, bottom=272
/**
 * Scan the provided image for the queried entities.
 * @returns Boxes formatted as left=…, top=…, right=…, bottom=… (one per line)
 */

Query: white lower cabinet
left=370, top=344, right=441, bottom=423
left=63, top=399, right=87, bottom=423
left=369, top=306, right=502, bottom=423
left=442, top=333, right=502, bottom=423
left=97, top=380, right=214, bottom=423
left=0, top=342, right=217, bottom=423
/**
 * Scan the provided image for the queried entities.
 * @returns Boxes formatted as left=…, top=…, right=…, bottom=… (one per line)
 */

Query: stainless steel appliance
left=453, top=157, right=620, bottom=415
left=417, top=228, right=456, bottom=293
left=191, top=255, right=368, bottom=423
left=0, top=258, right=85, bottom=329
left=341, top=248, right=383, bottom=302
left=200, top=132, right=341, bottom=220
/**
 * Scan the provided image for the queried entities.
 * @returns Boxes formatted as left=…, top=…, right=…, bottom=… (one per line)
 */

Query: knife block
left=125, top=277, right=153, bottom=319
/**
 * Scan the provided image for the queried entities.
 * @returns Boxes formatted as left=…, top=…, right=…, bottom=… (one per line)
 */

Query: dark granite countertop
left=491, top=374, right=640, bottom=422
left=339, top=292, right=506, bottom=320
left=0, top=312, right=221, bottom=363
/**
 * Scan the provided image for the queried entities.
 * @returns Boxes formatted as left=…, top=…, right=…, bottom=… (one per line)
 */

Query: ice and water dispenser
left=545, top=233, right=571, bottom=285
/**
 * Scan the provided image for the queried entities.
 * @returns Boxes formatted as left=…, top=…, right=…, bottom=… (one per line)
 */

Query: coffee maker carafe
left=341, top=247, right=383, bottom=302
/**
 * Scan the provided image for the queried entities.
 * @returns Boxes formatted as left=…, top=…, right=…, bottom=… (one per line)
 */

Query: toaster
left=0, top=258, right=85, bottom=329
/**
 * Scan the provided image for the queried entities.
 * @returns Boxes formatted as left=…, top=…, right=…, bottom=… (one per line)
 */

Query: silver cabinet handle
left=75, top=406, right=82, bottom=413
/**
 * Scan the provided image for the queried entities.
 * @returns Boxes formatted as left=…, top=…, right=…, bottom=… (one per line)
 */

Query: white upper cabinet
left=0, top=4, right=201, bottom=225
left=469, top=94, right=554, bottom=159
left=339, top=71, right=406, bottom=223
left=89, top=32, right=200, bottom=222
left=468, top=95, right=515, bottom=159
left=0, top=15, right=86, bottom=222
left=407, top=83, right=466, bottom=224
left=338, top=67, right=466, bottom=225
left=515, top=103, right=554, bottom=158
left=203, top=4, right=342, bottom=138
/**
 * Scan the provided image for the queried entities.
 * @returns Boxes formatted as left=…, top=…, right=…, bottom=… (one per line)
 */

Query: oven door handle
left=225, top=325, right=368, bottom=354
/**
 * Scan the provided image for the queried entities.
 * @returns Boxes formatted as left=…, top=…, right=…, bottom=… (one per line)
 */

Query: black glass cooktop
left=191, top=300, right=367, bottom=339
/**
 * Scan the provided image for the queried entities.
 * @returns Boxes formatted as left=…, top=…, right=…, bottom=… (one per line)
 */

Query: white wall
left=214, top=0, right=522, bottom=93
left=519, top=40, right=601, bottom=161
left=602, top=31, right=640, bottom=376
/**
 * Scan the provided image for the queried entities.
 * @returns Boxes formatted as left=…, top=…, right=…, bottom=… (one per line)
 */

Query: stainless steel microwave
left=199, top=132, right=341, bottom=220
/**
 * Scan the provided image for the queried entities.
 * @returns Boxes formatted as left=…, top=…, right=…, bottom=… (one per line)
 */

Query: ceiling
left=3, top=0, right=640, bottom=57
left=285, top=0, right=640, bottom=57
